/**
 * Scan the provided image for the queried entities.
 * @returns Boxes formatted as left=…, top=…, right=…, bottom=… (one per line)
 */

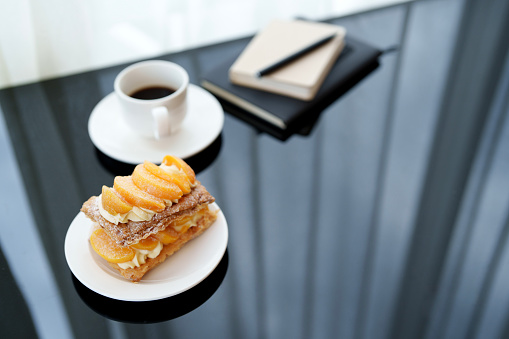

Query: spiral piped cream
left=97, top=163, right=194, bottom=224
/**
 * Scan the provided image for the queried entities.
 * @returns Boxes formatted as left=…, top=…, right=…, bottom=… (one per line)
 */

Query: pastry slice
left=81, top=155, right=217, bottom=282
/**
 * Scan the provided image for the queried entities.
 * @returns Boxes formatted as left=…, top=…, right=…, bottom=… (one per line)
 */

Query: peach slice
left=162, top=155, right=196, bottom=184
left=90, top=228, right=135, bottom=263
left=130, top=236, right=159, bottom=251
left=171, top=215, right=193, bottom=234
left=154, top=227, right=179, bottom=244
left=175, top=223, right=191, bottom=235
left=101, top=186, right=133, bottom=215
left=174, top=215, right=193, bottom=227
left=143, top=161, right=191, bottom=194
left=113, top=176, right=165, bottom=212
left=132, top=164, right=182, bottom=201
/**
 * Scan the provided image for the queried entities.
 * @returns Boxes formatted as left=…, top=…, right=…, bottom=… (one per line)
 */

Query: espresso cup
left=114, top=60, right=189, bottom=139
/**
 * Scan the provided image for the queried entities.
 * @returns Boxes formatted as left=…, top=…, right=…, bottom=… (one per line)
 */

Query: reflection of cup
left=114, top=60, right=189, bottom=140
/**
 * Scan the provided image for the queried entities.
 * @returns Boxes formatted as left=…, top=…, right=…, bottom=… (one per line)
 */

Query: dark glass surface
left=72, top=250, right=229, bottom=323
left=0, top=18, right=388, bottom=338
left=94, top=133, right=223, bottom=177
left=0, top=247, right=38, bottom=338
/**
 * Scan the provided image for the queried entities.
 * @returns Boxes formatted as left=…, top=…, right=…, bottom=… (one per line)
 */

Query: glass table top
left=1, top=20, right=389, bottom=336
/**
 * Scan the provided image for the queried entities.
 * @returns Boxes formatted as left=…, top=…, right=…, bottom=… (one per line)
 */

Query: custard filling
left=90, top=207, right=209, bottom=268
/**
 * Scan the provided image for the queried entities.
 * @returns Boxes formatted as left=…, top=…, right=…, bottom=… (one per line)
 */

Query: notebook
left=201, top=37, right=382, bottom=141
left=229, top=19, right=346, bottom=101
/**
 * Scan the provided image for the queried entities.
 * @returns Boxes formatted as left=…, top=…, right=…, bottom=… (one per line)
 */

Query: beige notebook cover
left=229, top=19, right=346, bottom=101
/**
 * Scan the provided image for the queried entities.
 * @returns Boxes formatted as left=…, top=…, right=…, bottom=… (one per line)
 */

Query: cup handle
left=152, top=106, right=170, bottom=140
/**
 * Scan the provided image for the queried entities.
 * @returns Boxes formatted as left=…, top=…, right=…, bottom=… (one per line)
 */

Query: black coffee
left=129, top=86, right=175, bottom=100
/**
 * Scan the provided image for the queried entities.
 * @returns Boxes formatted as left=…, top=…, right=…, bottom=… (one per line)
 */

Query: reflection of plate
left=88, top=84, right=224, bottom=164
left=71, top=251, right=229, bottom=323
left=64, top=203, right=228, bottom=301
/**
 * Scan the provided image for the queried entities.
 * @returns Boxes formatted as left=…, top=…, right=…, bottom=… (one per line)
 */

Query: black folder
left=201, top=37, right=382, bottom=141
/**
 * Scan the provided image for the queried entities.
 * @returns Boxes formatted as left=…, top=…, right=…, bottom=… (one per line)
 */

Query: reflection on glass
left=95, top=134, right=222, bottom=176
left=71, top=249, right=228, bottom=323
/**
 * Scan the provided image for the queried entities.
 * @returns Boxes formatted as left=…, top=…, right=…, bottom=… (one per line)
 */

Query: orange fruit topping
left=171, top=215, right=193, bottom=234
left=90, top=228, right=135, bottom=263
left=154, top=227, right=179, bottom=244
left=113, top=176, right=165, bottom=212
left=143, top=161, right=191, bottom=194
left=130, top=236, right=159, bottom=251
left=162, top=155, right=196, bottom=184
left=176, top=224, right=191, bottom=234
left=173, top=215, right=193, bottom=227
left=101, top=186, right=133, bottom=215
left=132, top=164, right=183, bottom=201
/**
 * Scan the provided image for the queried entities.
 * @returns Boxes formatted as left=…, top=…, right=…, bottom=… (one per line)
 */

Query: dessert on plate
left=81, top=155, right=217, bottom=282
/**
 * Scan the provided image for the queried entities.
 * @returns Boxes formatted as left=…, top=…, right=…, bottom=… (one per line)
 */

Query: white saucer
left=64, top=203, right=228, bottom=301
left=88, top=84, right=224, bottom=164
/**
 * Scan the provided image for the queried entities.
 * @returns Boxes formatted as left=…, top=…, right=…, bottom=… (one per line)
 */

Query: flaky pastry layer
left=109, top=207, right=218, bottom=282
left=81, top=183, right=215, bottom=247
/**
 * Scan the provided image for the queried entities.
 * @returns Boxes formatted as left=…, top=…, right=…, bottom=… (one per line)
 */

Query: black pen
left=255, top=32, right=337, bottom=78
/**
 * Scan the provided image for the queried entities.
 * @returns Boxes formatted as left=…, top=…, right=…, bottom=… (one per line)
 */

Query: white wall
left=0, top=0, right=410, bottom=89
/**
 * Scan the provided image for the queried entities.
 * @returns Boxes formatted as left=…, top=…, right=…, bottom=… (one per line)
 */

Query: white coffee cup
left=114, top=60, right=189, bottom=139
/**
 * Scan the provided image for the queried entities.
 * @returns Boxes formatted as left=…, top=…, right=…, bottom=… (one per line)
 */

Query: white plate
left=88, top=84, right=224, bottom=164
left=64, top=203, right=228, bottom=301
